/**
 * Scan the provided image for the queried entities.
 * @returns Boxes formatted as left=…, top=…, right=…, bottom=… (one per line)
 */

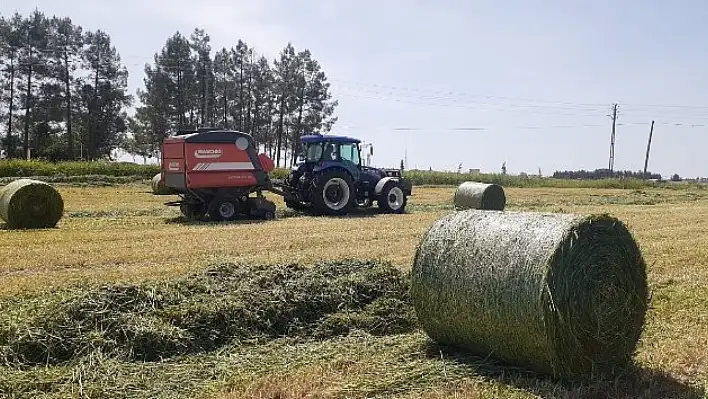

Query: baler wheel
left=180, top=202, right=206, bottom=220
left=208, top=195, right=241, bottom=222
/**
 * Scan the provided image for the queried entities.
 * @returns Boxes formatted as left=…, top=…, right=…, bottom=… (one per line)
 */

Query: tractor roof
left=301, top=134, right=361, bottom=144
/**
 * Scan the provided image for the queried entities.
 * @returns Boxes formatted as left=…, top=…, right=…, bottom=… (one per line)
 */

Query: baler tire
left=378, top=181, right=407, bottom=214
left=310, top=170, right=355, bottom=216
left=208, top=195, right=240, bottom=222
left=180, top=202, right=206, bottom=220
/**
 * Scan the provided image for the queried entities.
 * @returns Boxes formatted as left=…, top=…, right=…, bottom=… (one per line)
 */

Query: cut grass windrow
left=0, top=259, right=416, bottom=366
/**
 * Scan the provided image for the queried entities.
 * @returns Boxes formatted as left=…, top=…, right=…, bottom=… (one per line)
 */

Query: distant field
left=0, top=183, right=706, bottom=398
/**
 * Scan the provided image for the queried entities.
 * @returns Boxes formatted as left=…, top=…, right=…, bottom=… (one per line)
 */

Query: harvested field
left=0, top=182, right=707, bottom=398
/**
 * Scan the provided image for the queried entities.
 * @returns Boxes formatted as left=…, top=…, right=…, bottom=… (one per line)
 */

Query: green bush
left=0, top=160, right=159, bottom=178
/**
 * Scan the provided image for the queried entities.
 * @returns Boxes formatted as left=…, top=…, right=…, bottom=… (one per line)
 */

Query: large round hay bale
left=453, top=181, right=505, bottom=211
left=410, top=210, right=649, bottom=380
left=0, top=179, right=64, bottom=229
left=151, top=173, right=174, bottom=195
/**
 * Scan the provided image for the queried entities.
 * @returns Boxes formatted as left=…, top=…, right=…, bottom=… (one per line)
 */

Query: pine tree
left=0, top=13, right=24, bottom=157
left=189, top=28, right=214, bottom=127
left=212, top=48, right=233, bottom=128
left=17, top=9, right=50, bottom=159
left=272, top=43, right=298, bottom=167
left=47, top=16, right=82, bottom=160
left=78, top=29, right=131, bottom=160
left=250, top=55, right=274, bottom=146
left=135, top=31, right=196, bottom=150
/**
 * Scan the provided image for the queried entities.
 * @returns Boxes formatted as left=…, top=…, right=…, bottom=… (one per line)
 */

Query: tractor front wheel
left=310, top=170, right=355, bottom=216
left=378, top=181, right=407, bottom=214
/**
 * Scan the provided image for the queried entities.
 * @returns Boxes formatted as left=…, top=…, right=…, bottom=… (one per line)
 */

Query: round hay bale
left=410, top=210, right=649, bottom=380
left=151, top=173, right=174, bottom=195
left=453, top=181, right=505, bottom=211
left=0, top=178, right=64, bottom=229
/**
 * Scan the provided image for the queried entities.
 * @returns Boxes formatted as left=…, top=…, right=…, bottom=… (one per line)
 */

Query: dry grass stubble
left=0, top=183, right=707, bottom=398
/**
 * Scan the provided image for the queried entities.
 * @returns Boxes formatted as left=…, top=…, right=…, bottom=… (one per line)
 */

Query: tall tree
left=17, top=9, right=50, bottom=159
left=134, top=32, right=195, bottom=151
left=212, top=47, right=235, bottom=128
left=78, top=30, right=131, bottom=160
left=272, top=42, right=298, bottom=167
left=189, top=28, right=214, bottom=127
left=0, top=13, right=24, bottom=157
left=250, top=55, right=274, bottom=146
left=231, top=40, right=254, bottom=132
left=48, top=16, right=82, bottom=159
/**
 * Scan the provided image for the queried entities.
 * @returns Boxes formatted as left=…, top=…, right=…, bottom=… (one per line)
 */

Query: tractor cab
left=294, top=135, right=364, bottom=177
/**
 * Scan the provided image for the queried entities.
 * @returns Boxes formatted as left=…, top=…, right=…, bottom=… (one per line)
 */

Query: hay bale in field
left=453, top=181, right=506, bottom=211
left=410, top=210, right=649, bottom=380
left=151, top=173, right=174, bottom=195
left=0, top=178, right=64, bottom=229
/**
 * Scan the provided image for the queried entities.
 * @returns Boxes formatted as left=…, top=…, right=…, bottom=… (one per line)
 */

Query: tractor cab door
left=337, top=142, right=361, bottom=181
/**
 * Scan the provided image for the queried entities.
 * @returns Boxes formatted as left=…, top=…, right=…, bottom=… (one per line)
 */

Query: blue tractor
left=276, top=134, right=412, bottom=215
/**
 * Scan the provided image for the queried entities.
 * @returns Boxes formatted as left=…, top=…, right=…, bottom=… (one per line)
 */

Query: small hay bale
left=0, top=178, right=64, bottom=229
left=410, top=210, right=649, bottom=380
left=453, top=181, right=506, bottom=210
left=151, top=173, right=174, bottom=195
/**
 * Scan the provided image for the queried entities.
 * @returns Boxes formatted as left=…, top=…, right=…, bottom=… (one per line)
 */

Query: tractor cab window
left=322, top=143, right=338, bottom=161
left=339, top=143, right=360, bottom=167
left=305, top=143, right=324, bottom=162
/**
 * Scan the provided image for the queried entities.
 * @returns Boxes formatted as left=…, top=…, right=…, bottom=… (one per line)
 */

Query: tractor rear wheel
left=378, top=181, right=407, bottom=214
left=310, top=170, right=355, bottom=216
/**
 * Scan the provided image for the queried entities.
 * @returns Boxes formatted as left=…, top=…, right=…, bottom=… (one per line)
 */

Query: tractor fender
left=314, top=165, right=354, bottom=182
left=375, top=176, right=400, bottom=195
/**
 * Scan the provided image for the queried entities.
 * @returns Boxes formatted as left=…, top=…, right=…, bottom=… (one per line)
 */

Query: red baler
left=160, top=128, right=277, bottom=221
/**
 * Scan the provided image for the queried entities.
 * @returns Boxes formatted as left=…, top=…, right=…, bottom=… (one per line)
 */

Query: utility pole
left=643, top=120, right=655, bottom=179
left=608, top=103, right=618, bottom=174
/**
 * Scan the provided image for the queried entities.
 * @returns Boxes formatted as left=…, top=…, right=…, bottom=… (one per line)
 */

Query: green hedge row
left=0, top=160, right=668, bottom=189
left=400, top=170, right=659, bottom=189
left=0, top=160, right=159, bottom=178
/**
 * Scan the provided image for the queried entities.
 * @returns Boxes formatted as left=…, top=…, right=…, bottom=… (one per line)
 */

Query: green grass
left=1, top=259, right=702, bottom=399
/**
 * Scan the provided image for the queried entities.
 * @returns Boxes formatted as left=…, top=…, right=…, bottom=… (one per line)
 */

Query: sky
left=3, top=0, right=708, bottom=178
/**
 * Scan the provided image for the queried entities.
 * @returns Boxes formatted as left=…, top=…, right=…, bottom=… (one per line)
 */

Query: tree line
left=0, top=9, right=130, bottom=161
left=552, top=169, right=663, bottom=180
left=0, top=9, right=338, bottom=166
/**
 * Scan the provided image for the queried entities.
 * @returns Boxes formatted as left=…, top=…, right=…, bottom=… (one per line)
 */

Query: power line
left=330, top=78, right=609, bottom=109
left=334, top=90, right=609, bottom=118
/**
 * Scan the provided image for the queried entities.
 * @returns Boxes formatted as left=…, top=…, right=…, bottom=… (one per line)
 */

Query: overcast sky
left=4, top=1, right=708, bottom=177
